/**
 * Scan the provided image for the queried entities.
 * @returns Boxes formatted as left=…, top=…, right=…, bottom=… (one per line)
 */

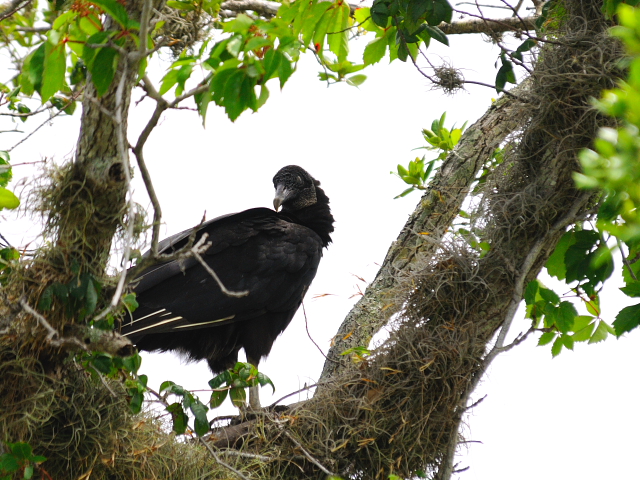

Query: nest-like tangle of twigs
left=157, top=5, right=213, bottom=56
left=0, top=341, right=233, bottom=479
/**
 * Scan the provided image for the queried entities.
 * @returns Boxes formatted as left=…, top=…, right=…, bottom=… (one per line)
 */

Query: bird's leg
left=247, top=356, right=261, bottom=410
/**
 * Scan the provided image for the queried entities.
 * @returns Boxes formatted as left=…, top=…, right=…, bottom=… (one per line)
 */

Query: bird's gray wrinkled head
left=273, top=165, right=319, bottom=212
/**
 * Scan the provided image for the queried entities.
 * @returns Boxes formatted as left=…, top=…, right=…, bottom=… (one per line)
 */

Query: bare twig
left=0, top=0, right=32, bottom=21
left=280, top=429, right=337, bottom=477
left=192, top=247, right=250, bottom=298
left=19, top=299, right=90, bottom=351
left=214, top=450, right=273, bottom=462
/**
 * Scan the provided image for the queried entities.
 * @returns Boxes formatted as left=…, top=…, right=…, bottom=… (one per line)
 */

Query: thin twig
left=215, top=450, right=273, bottom=462
left=19, top=299, right=90, bottom=351
left=268, top=383, right=319, bottom=408
left=280, top=429, right=337, bottom=477
left=192, top=246, right=249, bottom=298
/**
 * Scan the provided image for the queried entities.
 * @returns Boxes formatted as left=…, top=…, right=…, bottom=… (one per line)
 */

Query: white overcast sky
left=2, top=5, right=639, bottom=479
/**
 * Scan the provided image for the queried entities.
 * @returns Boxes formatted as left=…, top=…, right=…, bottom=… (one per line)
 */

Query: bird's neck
left=282, top=187, right=334, bottom=247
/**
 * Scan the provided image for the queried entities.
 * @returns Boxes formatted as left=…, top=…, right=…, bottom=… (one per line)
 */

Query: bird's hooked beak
left=273, top=184, right=287, bottom=212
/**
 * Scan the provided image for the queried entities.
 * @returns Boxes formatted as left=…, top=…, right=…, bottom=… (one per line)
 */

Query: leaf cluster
left=526, top=228, right=621, bottom=356
left=392, top=112, right=465, bottom=197
left=0, top=442, right=46, bottom=480
left=208, top=361, right=275, bottom=408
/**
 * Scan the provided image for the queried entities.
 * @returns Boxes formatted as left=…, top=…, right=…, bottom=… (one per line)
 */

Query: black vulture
left=121, top=165, right=334, bottom=408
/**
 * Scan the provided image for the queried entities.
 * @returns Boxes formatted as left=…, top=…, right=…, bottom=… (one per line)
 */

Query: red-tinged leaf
left=613, top=303, right=640, bottom=336
left=585, top=294, right=600, bottom=316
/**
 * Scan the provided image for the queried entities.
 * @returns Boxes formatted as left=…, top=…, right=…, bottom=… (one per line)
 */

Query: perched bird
left=121, top=165, right=334, bottom=408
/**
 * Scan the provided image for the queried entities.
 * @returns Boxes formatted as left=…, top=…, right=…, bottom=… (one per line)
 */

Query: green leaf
left=613, top=303, right=640, bottom=336
left=263, top=49, right=282, bottom=79
left=364, top=37, right=387, bottom=65
left=166, top=0, right=196, bottom=10
left=551, top=336, right=563, bottom=357
left=123, top=293, right=139, bottom=312
left=159, top=69, right=180, bottom=95
left=426, top=0, right=453, bottom=25
left=190, top=401, right=210, bottom=436
left=564, top=230, right=600, bottom=283
left=257, top=372, right=275, bottom=392
left=223, top=69, right=246, bottom=121
left=229, top=387, right=246, bottom=407
left=555, top=301, right=578, bottom=333
left=546, top=231, right=576, bottom=280
left=1, top=453, right=19, bottom=471
left=424, top=25, right=448, bottom=46
left=346, top=74, right=367, bottom=86
left=85, top=278, right=98, bottom=315
left=160, top=380, right=176, bottom=392
left=572, top=316, right=596, bottom=342
left=122, top=353, right=141, bottom=373
left=524, top=279, right=540, bottom=305
left=327, top=3, right=349, bottom=61
left=245, top=36, right=272, bottom=52
left=21, top=44, right=46, bottom=96
left=538, top=331, right=556, bottom=346
left=87, top=46, right=119, bottom=97
left=0, top=187, right=20, bottom=210
left=223, top=13, right=254, bottom=34
left=620, top=281, right=640, bottom=297
left=588, top=320, right=611, bottom=344
left=129, top=390, right=144, bottom=414
left=278, top=54, right=294, bottom=88
left=209, top=388, right=228, bottom=408
left=561, top=333, right=574, bottom=350
left=91, top=0, right=130, bottom=27
left=91, top=353, right=113, bottom=374
left=166, top=403, right=188, bottom=435
left=539, top=286, right=560, bottom=305
left=40, top=34, right=66, bottom=103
